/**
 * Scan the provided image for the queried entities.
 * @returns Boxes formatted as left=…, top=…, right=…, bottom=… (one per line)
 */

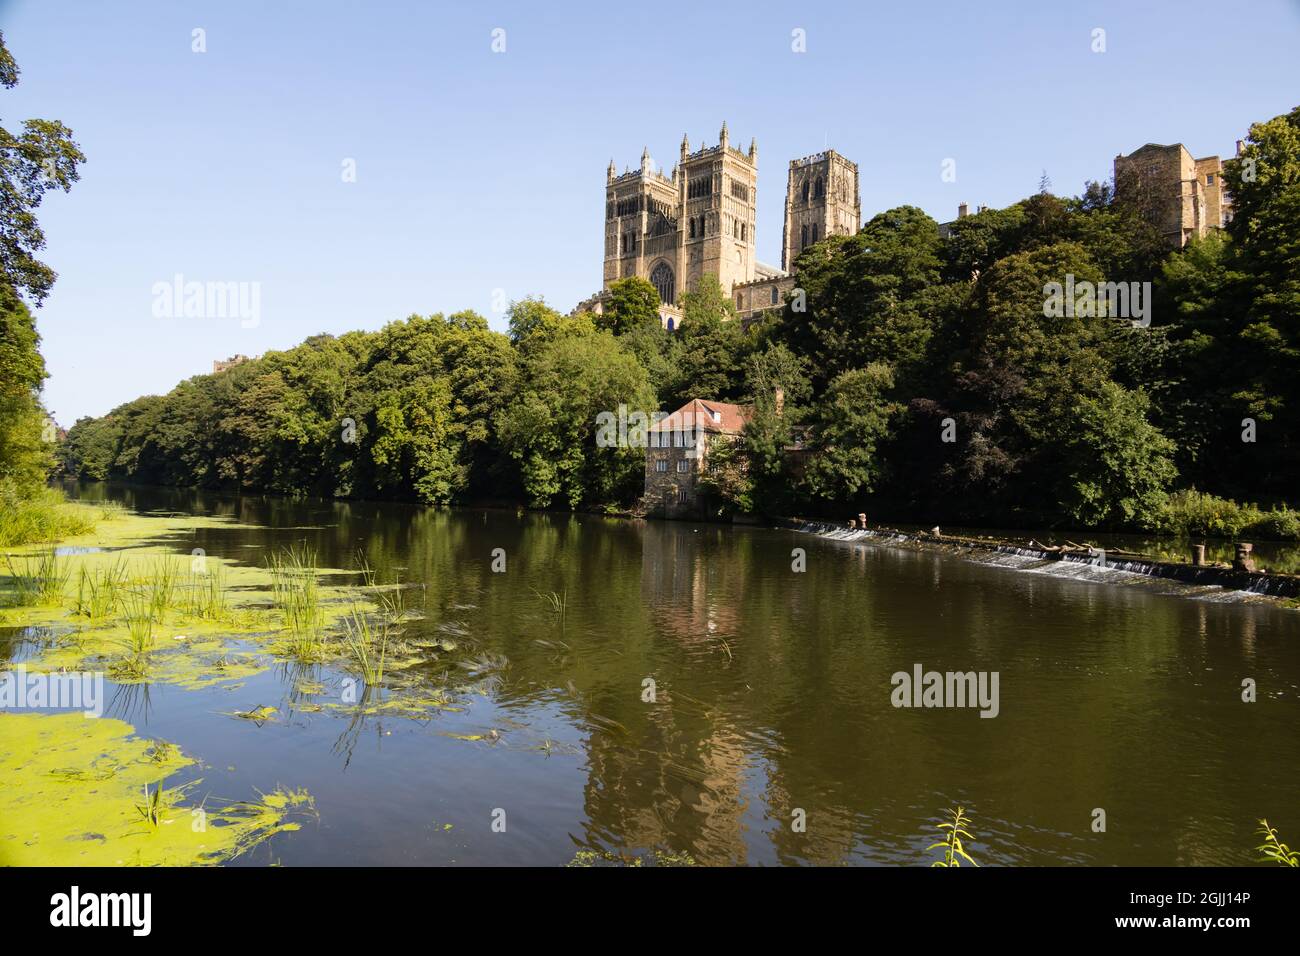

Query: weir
left=791, top=520, right=1300, bottom=599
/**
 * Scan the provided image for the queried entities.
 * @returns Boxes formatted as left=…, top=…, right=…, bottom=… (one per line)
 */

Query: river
left=8, top=482, right=1299, bottom=866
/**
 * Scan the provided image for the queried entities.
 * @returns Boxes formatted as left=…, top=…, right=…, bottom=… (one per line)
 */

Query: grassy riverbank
left=0, top=484, right=117, bottom=547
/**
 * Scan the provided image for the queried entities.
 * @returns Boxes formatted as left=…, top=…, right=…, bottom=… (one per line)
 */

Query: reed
left=269, top=546, right=325, bottom=660
left=3, top=547, right=68, bottom=606
left=340, top=604, right=390, bottom=687
left=928, top=806, right=978, bottom=867
left=117, top=587, right=156, bottom=677
left=146, top=558, right=179, bottom=621
left=73, top=560, right=126, bottom=620
left=533, top=588, right=567, bottom=627
left=1257, top=819, right=1300, bottom=867
left=135, top=783, right=166, bottom=829
left=184, top=564, right=228, bottom=620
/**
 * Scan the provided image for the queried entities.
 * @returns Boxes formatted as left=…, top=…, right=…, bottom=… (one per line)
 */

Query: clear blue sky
left=3, top=0, right=1297, bottom=424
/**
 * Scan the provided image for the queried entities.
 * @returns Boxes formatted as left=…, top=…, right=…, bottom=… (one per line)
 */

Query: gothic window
left=812, top=224, right=819, bottom=243
left=666, top=317, right=675, bottom=332
left=801, top=224, right=808, bottom=248
left=801, top=180, right=810, bottom=202
left=815, top=177, right=825, bottom=199
left=741, top=223, right=746, bottom=242
left=737, top=293, right=744, bottom=309
left=770, top=286, right=778, bottom=305
left=650, top=262, right=675, bottom=305
left=689, top=218, right=696, bottom=238
left=620, top=234, right=626, bottom=254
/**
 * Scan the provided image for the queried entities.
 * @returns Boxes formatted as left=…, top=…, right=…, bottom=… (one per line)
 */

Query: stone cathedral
left=583, top=123, right=861, bottom=329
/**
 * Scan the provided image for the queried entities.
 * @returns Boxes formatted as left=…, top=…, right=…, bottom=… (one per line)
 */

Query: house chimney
left=774, top=386, right=785, bottom=416
left=958, top=202, right=969, bottom=218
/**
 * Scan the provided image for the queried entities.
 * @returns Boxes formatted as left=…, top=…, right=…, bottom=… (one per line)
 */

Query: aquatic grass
left=1257, top=819, right=1300, bottom=867
left=135, top=782, right=166, bottom=829
left=928, top=806, right=978, bottom=867
left=356, top=552, right=414, bottom=623
left=146, top=557, right=180, bottom=621
left=115, top=588, right=156, bottom=678
left=268, top=545, right=326, bottom=660
left=340, top=604, right=391, bottom=687
left=3, top=547, right=68, bottom=606
left=72, top=559, right=127, bottom=621
left=183, top=563, right=229, bottom=621
left=533, top=588, right=567, bottom=628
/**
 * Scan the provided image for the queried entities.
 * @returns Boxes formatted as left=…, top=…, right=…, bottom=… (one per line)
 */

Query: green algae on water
left=0, top=712, right=313, bottom=866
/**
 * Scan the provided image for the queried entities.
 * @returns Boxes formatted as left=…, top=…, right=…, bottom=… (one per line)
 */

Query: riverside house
left=644, top=399, right=752, bottom=518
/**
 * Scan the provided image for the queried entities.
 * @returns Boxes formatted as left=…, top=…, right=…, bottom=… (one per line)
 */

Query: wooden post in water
left=858, top=513, right=867, bottom=530
left=1191, top=544, right=1206, bottom=566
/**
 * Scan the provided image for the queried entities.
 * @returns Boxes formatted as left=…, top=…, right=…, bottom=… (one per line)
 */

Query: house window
left=1206, top=173, right=1215, bottom=185
left=677, top=489, right=689, bottom=504
left=770, top=286, right=778, bottom=305
left=676, top=459, right=689, bottom=473
left=655, top=459, right=668, bottom=472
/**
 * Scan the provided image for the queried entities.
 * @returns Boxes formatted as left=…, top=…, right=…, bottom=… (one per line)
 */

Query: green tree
left=0, top=32, right=85, bottom=496
left=802, top=364, right=900, bottom=504
left=669, top=275, right=749, bottom=405
left=600, top=276, right=661, bottom=335
left=780, top=206, right=941, bottom=389
left=0, top=32, right=85, bottom=304
left=0, top=283, right=51, bottom=489
left=1054, top=382, right=1177, bottom=528
left=496, top=329, right=655, bottom=509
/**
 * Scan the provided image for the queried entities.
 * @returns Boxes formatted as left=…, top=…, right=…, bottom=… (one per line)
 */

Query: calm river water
left=26, top=483, right=1300, bottom=866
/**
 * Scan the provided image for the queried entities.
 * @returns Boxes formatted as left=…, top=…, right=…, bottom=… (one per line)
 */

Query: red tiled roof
left=648, top=399, right=752, bottom=435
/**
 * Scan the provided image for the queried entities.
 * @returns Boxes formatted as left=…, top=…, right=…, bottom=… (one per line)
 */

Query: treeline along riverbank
left=53, top=107, right=1300, bottom=541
